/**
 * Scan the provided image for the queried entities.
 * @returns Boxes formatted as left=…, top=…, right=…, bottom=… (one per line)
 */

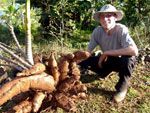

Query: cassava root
left=0, top=72, right=55, bottom=106
left=0, top=50, right=90, bottom=112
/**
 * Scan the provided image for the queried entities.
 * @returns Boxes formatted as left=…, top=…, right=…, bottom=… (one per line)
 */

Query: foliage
left=129, top=15, right=150, bottom=49
left=0, top=24, right=11, bottom=44
left=0, top=1, right=41, bottom=44
left=115, top=0, right=150, bottom=26
left=30, top=0, right=94, bottom=40
left=0, top=0, right=150, bottom=49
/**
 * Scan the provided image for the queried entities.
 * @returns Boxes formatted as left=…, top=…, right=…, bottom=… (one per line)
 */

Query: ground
left=0, top=62, right=150, bottom=113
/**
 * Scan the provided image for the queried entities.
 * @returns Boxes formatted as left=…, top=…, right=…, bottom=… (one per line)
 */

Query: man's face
left=99, top=12, right=117, bottom=31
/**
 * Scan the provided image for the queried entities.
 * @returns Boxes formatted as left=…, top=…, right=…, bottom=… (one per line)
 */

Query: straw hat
left=93, top=4, right=123, bottom=22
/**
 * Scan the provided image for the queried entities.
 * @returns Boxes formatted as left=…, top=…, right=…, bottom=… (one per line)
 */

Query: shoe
left=113, top=89, right=127, bottom=103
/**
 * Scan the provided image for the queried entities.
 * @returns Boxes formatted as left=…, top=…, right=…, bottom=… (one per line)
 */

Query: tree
left=25, top=0, right=34, bottom=65
left=0, top=0, right=34, bottom=71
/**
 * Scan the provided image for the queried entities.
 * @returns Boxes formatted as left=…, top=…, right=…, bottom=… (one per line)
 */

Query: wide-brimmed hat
left=93, top=4, right=123, bottom=23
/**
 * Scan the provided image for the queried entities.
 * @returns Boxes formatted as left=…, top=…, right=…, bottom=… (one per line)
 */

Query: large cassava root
left=0, top=50, right=90, bottom=112
left=51, top=50, right=90, bottom=112
left=10, top=100, right=32, bottom=113
left=0, top=72, right=55, bottom=106
left=73, top=50, right=91, bottom=62
left=16, top=63, right=46, bottom=77
left=32, top=92, right=46, bottom=112
left=48, top=52, right=60, bottom=85
left=12, top=91, right=35, bottom=104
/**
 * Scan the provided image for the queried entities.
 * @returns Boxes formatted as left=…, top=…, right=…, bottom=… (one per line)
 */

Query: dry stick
left=49, top=20, right=69, bottom=48
left=0, top=42, right=26, bottom=57
left=135, top=28, right=143, bottom=48
left=0, top=44, right=32, bottom=69
left=0, top=63, right=22, bottom=71
left=0, top=42, right=17, bottom=51
left=6, top=24, right=28, bottom=60
left=49, top=31, right=69, bottom=48
left=0, top=55, right=28, bottom=70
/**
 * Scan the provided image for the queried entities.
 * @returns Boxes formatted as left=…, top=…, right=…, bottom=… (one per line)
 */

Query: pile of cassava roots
left=0, top=50, right=91, bottom=112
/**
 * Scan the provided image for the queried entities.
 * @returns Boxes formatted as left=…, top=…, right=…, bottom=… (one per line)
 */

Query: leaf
left=51, top=0, right=60, bottom=5
left=8, top=5, right=14, bottom=14
left=50, top=9, right=57, bottom=17
left=68, top=0, right=75, bottom=3
left=41, top=13, right=49, bottom=22
left=8, top=0, right=15, bottom=15
left=83, top=1, right=91, bottom=9
left=77, top=0, right=91, bottom=10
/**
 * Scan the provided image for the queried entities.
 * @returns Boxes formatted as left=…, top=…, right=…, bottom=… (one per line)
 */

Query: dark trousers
left=78, top=56, right=136, bottom=92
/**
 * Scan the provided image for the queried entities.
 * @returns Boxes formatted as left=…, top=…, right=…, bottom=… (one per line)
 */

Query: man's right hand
left=98, top=54, right=108, bottom=68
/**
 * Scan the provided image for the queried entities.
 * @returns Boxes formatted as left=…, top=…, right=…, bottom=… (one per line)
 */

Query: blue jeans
left=78, top=56, right=136, bottom=92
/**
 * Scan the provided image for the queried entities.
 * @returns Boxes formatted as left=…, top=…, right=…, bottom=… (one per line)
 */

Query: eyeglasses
left=99, top=13, right=116, bottom=18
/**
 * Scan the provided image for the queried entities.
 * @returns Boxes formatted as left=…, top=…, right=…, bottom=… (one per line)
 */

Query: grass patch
left=71, top=63, right=150, bottom=113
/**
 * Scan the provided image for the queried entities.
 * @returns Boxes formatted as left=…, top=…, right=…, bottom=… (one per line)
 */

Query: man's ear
left=115, top=18, right=117, bottom=21
left=114, top=15, right=118, bottom=21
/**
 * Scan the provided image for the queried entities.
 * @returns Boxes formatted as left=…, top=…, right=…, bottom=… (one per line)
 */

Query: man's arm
left=98, top=46, right=138, bottom=68
left=103, top=45, right=138, bottom=56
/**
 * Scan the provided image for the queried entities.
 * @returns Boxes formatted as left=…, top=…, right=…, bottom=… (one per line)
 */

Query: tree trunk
left=26, top=0, right=34, bottom=65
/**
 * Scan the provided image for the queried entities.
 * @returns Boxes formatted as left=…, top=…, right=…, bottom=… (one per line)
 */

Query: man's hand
left=98, top=54, right=108, bottom=68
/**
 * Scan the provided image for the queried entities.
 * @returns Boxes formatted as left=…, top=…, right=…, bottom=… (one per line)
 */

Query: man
left=79, top=4, right=138, bottom=103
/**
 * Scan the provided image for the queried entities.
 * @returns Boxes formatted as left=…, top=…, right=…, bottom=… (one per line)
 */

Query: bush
left=129, top=16, right=150, bottom=49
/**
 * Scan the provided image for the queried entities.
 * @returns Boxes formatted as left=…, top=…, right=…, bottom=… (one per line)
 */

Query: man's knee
left=121, top=56, right=136, bottom=71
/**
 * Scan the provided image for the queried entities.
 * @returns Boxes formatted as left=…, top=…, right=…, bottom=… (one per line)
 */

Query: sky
left=0, top=11, right=3, bottom=17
